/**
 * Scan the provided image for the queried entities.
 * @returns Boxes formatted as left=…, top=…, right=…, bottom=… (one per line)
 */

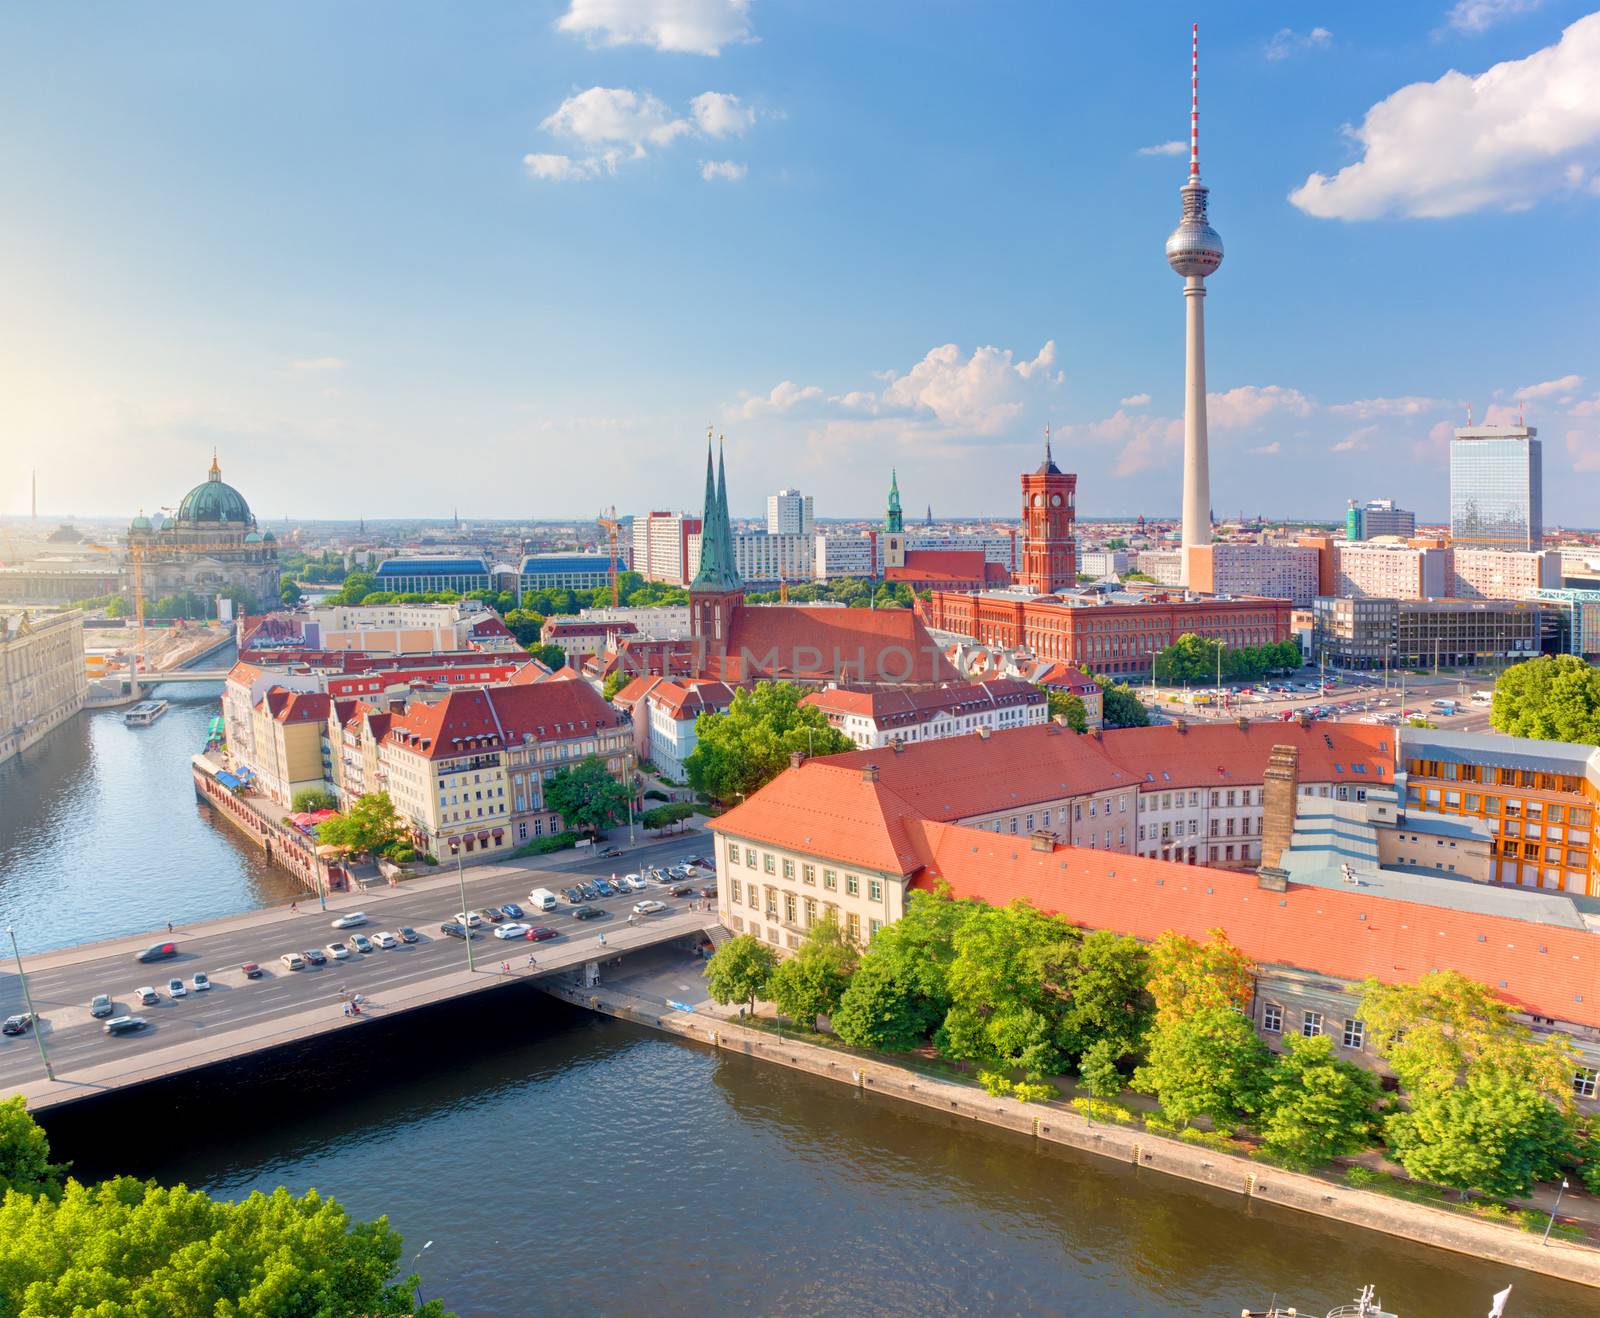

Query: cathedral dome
left=131, top=511, right=152, bottom=531
left=175, top=452, right=253, bottom=526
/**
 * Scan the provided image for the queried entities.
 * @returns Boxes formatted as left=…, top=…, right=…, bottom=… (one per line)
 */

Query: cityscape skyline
left=4, top=3, right=1598, bottom=525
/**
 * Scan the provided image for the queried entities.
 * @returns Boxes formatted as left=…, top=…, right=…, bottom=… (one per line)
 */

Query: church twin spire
left=691, top=428, right=742, bottom=593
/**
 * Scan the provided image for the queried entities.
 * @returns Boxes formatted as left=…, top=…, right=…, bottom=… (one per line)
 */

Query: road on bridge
left=0, top=834, right=719, bottom=1105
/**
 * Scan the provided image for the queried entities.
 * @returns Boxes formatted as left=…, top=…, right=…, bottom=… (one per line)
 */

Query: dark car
left=478, top=908, right=505, bottom=923
left=397, top=927, right=419, bottom=944
left=241, top=962, right=263, bottom=979
left=525, top=925, right=559, bottom=941
left=302, top=948, right=328, bottom=966
left=579, top=883, right=601, bottom=901
left=597, top=846, right=623, bottom=858
left=104, top=1015, right=149, bottom=1036
left=670, top=883, right=695, bottom=898
left=2, top=1013, right=33, bottom=1036
left=440, top=922, right=479, bottom=940
left=499, top=903, right=525, bottom=920
left=593, top=880, right=615, bottom=897
left=570, top=905, right=604, bottom=921
left=136, top=941, right=178, bottom=964
left=698, top=884, right=717, bottom=899
left=686, top=855, right=712, bottom=869
left=562, top=888, right=583, bottom=904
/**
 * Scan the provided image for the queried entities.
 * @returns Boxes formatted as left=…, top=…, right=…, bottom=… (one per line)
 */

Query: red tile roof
left=722, top=605, right=959, bottom=685
left=382, top=678, right=621, bottom=760
left=651, top=679, right=736, bottom=720
left=261, top=689, right=331, bottom=724
left=802, top=678, right=1044, bottom=725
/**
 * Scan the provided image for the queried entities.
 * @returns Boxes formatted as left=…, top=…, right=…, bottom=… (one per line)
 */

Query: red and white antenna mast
left=1190, top=23, right=1200, bottom=178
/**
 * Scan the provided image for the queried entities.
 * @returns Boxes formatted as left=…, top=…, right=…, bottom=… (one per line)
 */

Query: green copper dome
left=130, top=511, right=152, bottom=531
left=175, top=453, right=253, bottom=526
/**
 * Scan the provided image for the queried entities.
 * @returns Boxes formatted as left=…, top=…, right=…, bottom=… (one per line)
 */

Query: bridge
left=134, top=668, right=232, bottom=683
left=0, top=835, right=721, bottom=1112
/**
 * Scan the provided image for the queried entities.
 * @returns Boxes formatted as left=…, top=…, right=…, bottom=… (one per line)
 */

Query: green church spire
left=691, top=433, right=742, bottom=592
left=886, top=468, right=903, bottom=534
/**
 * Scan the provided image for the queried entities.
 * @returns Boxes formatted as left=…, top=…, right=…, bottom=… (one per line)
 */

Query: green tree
left=315, top=792, right=403, bottom=857
left=1491, top=654, right=1600, bottom=745
left=0, top=1097, right=67, bottom=1198
left=685, top=682, right=854, bottom=804
left=106, top=594, right=132, bottom=618
left=0, top=1178, right=449, bottom=1317
left=1384, top=1072, right=1577, bottom=1198
left=532, top=643, right=567, bottom=670
left=1040, top=687, right=1087, bottom=732
left=502, top=609, right=546, bottom=646
left=1097, top=677, right=1150, bottom=728
left=1079, top=1037, right=1125, bottom=1112
left=705, top=933, right=779, bottom=1015
left=1147, top=928, right=1255, bottom=1027
left=766, top=916, right=857, bottom=1028
left=831, top=956, right=944, bottom=1052
left=359, top=590, right=397, bottom=605
left=278, top=580, right=301, bottom=607
left=1133, top=1005, right=1271, bottom=1130
left=1059, top=930, right=1152, bottom=1063
left=335, top=570, right=375, bottom=605
left=640, top=802, right=695, bottom=832
left=290, top=788, right=337, bottom=812
left=1254, top=1034, right=1380, bottom=1165
left=602, top=669, right=629, bottom=701
left=545, top=756, right=630, bottom=837
left=1154, top=633, right=1223, bottom=684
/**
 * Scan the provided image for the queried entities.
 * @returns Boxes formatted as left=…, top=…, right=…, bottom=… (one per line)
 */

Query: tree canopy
left=544, top=756, right=631, bottom=837
left=685, top=683, right=854, bottom=804
left=1146, top=928, right=1255, bottom=1027
left=1133, top=1004, right=1271, bottom=1130
left=1255, top=1034, right=1380, bottom=1165
left=766, top=917, right=857, bottom=1028
left=1096, top=677, right=1150, bottom=728
left=704, top=934, right=778, bottom=1014
left=1039, top=688, right=1087, bottom=732
left=316, top=792, right=402, bottom=858
left=1153, top=635, right=1302, bottom=685
left=1491, top=654, right=1600, bottom=745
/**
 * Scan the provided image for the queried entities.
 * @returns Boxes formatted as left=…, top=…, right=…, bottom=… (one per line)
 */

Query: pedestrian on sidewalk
left=342, top=1002, right=350, bottom=1018
left=167, top=921, right=173, bottom=933
left=527, top=953, right=537, bottom=968
left=597, top=931, right=606, bottom=946
left=501, top=961, right=510, bottom=975
left=290, top=901, right=298, bottom=914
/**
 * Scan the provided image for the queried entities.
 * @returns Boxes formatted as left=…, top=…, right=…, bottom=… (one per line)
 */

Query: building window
left=1576, top=1067, right=1599, bottom=1100
left=784, top=893, right=797, bottom=924
left=1342, top=1019, right=1365, bottom=1050
left=746, top=848, right=757, bottom=868
left=1263, top=1004, right=1282, bottom=1033
left=804, top=897, right=816, bottom=926
left=763, top=853, right=776, bottom=874
left=727, top=842, right=740, bottom=864
left=846, top=874, right=860, bottom=896
left=765, top=889, right=777, bottom=916
left=846, top=912, right=861, bottom=942
left=1302, top=1011, right=1324, bottom=1038
left=869, top=918, right=882, bottom=941
left=868, top=878, right=882, bottom=901
left=802, top=864, right=816, bottom=886
left=747, top=886, right=758, bottom=910
left=782, top=858, right=795, bottom=879
left=823, top=869, right=837, bottom=891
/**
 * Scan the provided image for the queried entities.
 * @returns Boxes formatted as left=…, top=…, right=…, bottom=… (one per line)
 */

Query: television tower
left=1166, top=23, right=1223, bottom=586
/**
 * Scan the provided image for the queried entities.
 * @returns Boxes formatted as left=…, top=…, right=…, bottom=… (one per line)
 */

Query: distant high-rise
left=1346, top=498, right=1416, bottom=542
left=766, top=488, right=814, bottom=537
left=1165, top=24, right=1224, bottom=587
left=1451, top=426, right=1543, bottom=551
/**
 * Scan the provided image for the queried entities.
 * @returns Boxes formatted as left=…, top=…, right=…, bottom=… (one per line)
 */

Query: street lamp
left=446, top=838, right=475, bottom=973
left=5, top=927, right=54, bottom=1080
left=1542, top=1176, right=1570, bottom=1246
left=410, top=1240, right=433, bottom=1308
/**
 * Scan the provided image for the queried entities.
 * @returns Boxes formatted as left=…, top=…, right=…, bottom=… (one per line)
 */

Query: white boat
left=1241, top=1286, right=1398, bottom=1318
left=123, top=700, right=170, bottom=726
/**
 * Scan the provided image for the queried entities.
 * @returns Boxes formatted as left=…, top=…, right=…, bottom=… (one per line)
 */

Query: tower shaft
left=1181, top=275, right=1211, bottom=579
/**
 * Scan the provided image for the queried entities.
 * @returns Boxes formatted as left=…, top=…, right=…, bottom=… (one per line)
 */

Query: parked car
left=1, top=1013, right=32, bottom=1036
left=440, top=921, right=477, bottom=940
left=670, top=884, right=695, bottom=898
left=137, top=941, right=178, bottom=964
left=90, top=993, right=114, bottom=1017
left=698, top=884, right=717, bottom=899
left=562, top=888, right=584, bottom=904
left=632, top=899, right=667, bottom=915
left=570, top=905, right=604, bottom=921
left=104, top=1015, right=149, bottom=1036
left=622, top=872, right=643, bottom=890
left=242, top=962, right=263, bottom=979
left=478, top=908, right=505, bottom=924
left=330, top=912, right=368, bottom=929
left=397, top=927, right=419, bottom=944
left=166, top=978, right=187, bottom=999
left=668, top=864, right=691, bottom=879
left=349, top=934, right=375, bottom=954
left=624, top=875, right=648, bottom=892
left=494, top=923, right=531, bottom=940
left=454, top=912, right=484, bottom=928
left=191, top=972, right=211, bottom=992
left=685, top=855, right=712, bottom=869
left=579, top=883, right=601, bottom=901
left=373, top=931, right=398, bottom=949
left=593, top=880, right=615, bottom=897
left=280, top=953, right=306, bottom=971
left=500, top=903, right=525, bottom=920
left=525, top=925, right=559, bottom=941
left=136, top=986, right=159, bottom=1005
left=597, top=846, right=623, bottom=858
left=326, top=942, right=351, bottom=960
left=302, top=948, right=328, bottom=966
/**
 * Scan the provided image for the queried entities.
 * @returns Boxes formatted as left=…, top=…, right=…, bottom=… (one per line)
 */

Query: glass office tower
left=1450, top=426, right=1542, bottom=550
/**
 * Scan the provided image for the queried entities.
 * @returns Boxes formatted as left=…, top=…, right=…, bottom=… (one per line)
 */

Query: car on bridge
left=494, top=923, right=531, bottom=940
left=570, top=905, right=604, bottom=921
left=439, top=922, right=478, bottom=940
left=525, top=926, right=559, bottom=941
left=373, top=931, right=398, bottom=949
left=280, top=953, right=306, bottom=971
left=397, top=927, right=419, bottom=944
left=166, top=978, right=187, bottom=999
left=137, top=941, right=178, bottom=964
left=500, top=903, right=524, bottom=920
left=2, top=1013, right=33, bottom=1036
left=632, top=900, right=667, bottom=916
left=135, top=986, right=159, bottom=1005
left=242, top=962, right=263, bottom=979
left=104, top=1016, right=149, bottom=1036
left=330, top=912, right=368, bottom=930
left=477, top=908, right=504, bottom=924
left=562, top=888, right=584, bottom=904
left=325, top=943, right=351, bottom=960
left=453, top=912, right=483, bottom=929
left=90, top=994, right=114, bottom=1018
left=192, top=972, right=211, bottom=992
left=350, top=934, right=375, bottom=954
left=302, top=948, right=327, bottom=965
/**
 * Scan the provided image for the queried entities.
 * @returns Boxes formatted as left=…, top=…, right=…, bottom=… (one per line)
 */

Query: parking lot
left=1134, top=669, right=1499, bottom=733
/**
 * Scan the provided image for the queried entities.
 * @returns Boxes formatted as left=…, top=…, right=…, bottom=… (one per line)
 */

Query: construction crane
left=597, top=507, right=622, bottom=608
left=83, top=538, right=263, bottom=662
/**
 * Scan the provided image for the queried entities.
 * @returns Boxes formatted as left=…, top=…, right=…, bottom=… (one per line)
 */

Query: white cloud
left=1330, top=395, right=1455, bottom=418
left=291, top=357, right=345, bottom=372
left=555, top=0, right=753, bottom=56
left=692, top=92, right=755, bottom=138
left=542, top=87, right=692, bottom=156
left=1248, top=441, right=1283, bottom=456
left=735, top=380, right=821, bottom=418
left=522, top=151, right=607, bottom=181
left=1514, top=373, right=1583, bottom=400
left=700, top=159, right=747, bottom=181
left=1333, top=425, right=1378, bottom=453
left=1137, top=140, right=1187, bottom=157
left=1444, top=0, right=1542, bottom=35
left=1266, top=27, right=1332, bottom=60
left=1119, top=393, right=1151, bottom=408
left=1570, top=396, right=1600, bottom=418
left=879, top=341, right=1060, bottom=434
left=1206, top=385, right=1314, bottom=430
left=1290, top=13, right=1600, bottom=220
left=1567, top=428, right=1600, bottom=472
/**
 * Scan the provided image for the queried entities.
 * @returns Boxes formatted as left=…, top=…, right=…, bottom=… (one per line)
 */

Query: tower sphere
left=1166, top=181, right=1223, bottom=278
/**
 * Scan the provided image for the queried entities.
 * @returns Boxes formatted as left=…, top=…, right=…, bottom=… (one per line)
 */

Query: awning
left=215, top=771, right=242, bottom=789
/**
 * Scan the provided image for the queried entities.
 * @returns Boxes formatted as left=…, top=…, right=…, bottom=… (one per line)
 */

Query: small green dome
left=131, top=511, right=152, bottom=531
left=261, top=530, right=276, bottom=542
left=244, top=531, right=263, bottom=544
left=175, top=452, right=253, bottom=526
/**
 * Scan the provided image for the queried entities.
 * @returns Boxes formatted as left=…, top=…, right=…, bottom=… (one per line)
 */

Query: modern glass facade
left=1450, top=427, right=1542, bottom=550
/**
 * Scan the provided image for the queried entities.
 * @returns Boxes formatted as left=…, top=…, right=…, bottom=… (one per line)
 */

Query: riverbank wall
left=544, top=978, right=1600, bottom=1292
left=191, top=755, right=347, bottom=895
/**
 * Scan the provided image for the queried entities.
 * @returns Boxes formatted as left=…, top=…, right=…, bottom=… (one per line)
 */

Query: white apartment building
left=286, top=601, right=503, bottom=654
left=631, top=511, right=701, bottom=586
left=1079, top=549, right=1132, bottom=578
left=814, top=532, right=877, bottom=580
left=1449, top=547, right=1562, bottom=600
left=767, top=490, right=815, bottom=537
left=813, top=530, right=1017, bottom=581
left=1134, top=549, right=1183, bottom=585
left=802, top=679, right=1047, bottom=749
left=1188, top=542, right=1323, bottom=606
left=1334, top=543, right=1450, bottom=600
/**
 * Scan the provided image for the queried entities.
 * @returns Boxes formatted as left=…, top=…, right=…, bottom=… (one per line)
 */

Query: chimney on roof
left=861, top=764, right=880, bottom=784
left=1236, top=716, right=1250, bottom=730
left=1298, top=712, right=1312, bottom=729
left=1030, top=829, right=1057, bottom=853
left=1088, top=727, right=1102, bottom=741
left=1173, top=716, right=1187, bottom=734
left=789, top=750, right=805, bottom=770
left=976, top=725, right=990, bottom=740
left=1256, top=865, right=1288, bottom=893
left=1260, top=742, right=1300, bottom=871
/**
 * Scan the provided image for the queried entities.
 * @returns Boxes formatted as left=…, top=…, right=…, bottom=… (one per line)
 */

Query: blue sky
left=3, top=1, right=1598, bottom=525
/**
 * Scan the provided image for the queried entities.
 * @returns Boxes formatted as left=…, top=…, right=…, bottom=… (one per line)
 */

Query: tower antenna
left=1044, top=422, right=1053, bottom=466
left=1190, top=22, right=1200, bottom=179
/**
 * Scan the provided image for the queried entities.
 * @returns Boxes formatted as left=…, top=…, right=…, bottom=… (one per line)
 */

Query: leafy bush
left=513, top=831, right=578, bottom=857
left=1069, top=1097, right=1140, bottom=1125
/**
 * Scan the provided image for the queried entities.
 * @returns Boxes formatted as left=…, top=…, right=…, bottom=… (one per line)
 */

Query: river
left=7, top=694, right=1598, bottom=1316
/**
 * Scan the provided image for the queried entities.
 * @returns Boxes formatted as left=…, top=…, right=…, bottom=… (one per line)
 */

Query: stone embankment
left=544, top=979, right=1600, bottom=1292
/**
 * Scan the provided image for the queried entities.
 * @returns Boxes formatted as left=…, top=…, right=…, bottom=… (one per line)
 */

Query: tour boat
left=123, top=700, right=170, bottom=726
left=1239, top=1286, right=1398, bottom=1318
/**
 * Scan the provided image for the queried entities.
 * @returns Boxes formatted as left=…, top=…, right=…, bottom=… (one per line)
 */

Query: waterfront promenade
left=0, top=833, right=717, bottom=1110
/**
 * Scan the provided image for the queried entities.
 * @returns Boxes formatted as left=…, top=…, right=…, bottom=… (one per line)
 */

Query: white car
left=280, top=952, right=307, bottom=971
left=330, top=912, right=368, bottom=929
left=373, top=931, right=398, bottom=949
left=135, top=986, right=159, bottom=1005
left=192, top=972, right=211, bottom=992
left=494, top=922, right=530, bottom=940
left=326, top=942, right=351, bottom=960
left=349, top=934, right=374, bottom=954
left=632, top=899, right=667, bottom=916
left=454, top=911, right=483, bottom=928
left=166, top=977, right=187, bottom=999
